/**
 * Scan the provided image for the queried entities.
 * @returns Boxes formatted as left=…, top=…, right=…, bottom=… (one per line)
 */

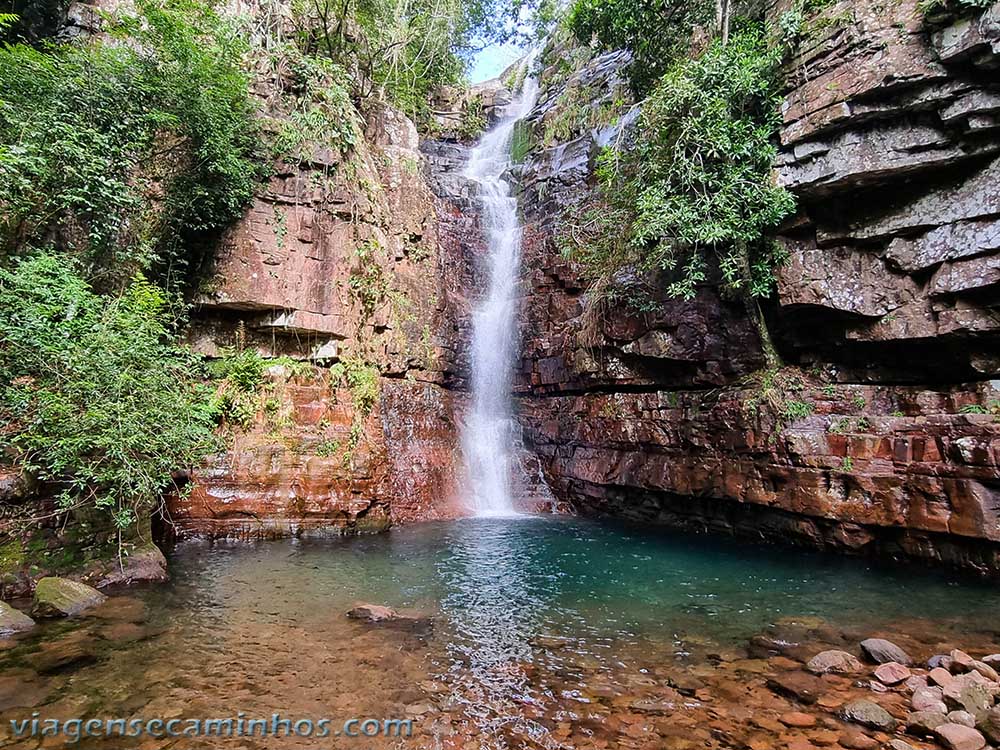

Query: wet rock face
left=506, top=0, right=1000, bottom=574
left=771, top=0, right=1000, bottom=380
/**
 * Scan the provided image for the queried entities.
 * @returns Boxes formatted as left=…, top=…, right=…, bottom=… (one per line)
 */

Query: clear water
left=461, top=64, right=540, bottom=516
left=3, top=517, right=999, bottom=750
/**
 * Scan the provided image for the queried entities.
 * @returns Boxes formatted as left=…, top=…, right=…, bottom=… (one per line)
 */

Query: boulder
left=943, top=673, right=993, bottom=715
left=31, top=578, right=106, bottom=618
left=875, top=661, right=912, bottom=685
left=933, top=723, right=986, bottom=750
left=860, top=638, right=913, bottom=665
left=907, top=710, right=948, bottom=736
left=840, top=699, right=897, bottom=731
left=807, top=649, right=863, bottom=674
left=0, top=601, right=35, bottom=634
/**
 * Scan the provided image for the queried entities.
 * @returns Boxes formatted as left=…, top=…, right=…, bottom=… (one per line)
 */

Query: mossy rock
left=0, top=600, right=35, bottom=634
left=31, top=577, right=106, bottom=618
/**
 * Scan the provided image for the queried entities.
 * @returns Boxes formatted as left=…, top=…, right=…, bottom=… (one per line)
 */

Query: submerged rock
left=860, top=638, right=912, bottom=666
left=807, top=649, right=862, bottom=674
left=840, top=699, right=897, bottom=731
left=767, top=672, right=827, bottom=704
left=31, top=578, right=106, bottom=618
left=0, top=601, right=35, bottom=634
left=347, top=603, right=399, bottom=622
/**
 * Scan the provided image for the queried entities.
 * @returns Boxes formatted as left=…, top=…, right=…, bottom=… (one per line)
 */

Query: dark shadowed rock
left=978, top=706, right=1000, bottom=744
left=860, top=638, right=913, bottom=666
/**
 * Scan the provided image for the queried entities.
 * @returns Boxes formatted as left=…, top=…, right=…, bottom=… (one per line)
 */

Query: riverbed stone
left=807, top=650, right=863, bottom=674
left=767, top=672, right=828, bottom=704
left=887, top=740, right=919, bottom=750
left=932, top=667, right=956, bottom=686
left=949, top=710, right=978, bottom=728
left=838, top=729, right=878, bottom=749
left=907, top=710, right=949, bottom=736
left=977, top=706, right=1000, bottom=744
left=860, top=638, right=913, bottom=666
left=0, top=601, right=35, bottom=634
left=943, top=674, right=993, bottom=715
left=841, top=699, right=897, bottom=731
left=982, top=655, right=1000, bottom=668
left=933, top=723, right=986, bottom=750
left=970, top=660, right=999, bottom=682
left=30, top=578, right=106, bottom=618
left=952, top=650, right=976, bottom=673
left=913, top=686, right=949, bottom=713
left=781, top=711, right=817, bottom=727
left=906, top=675, right=929, bottom=692
left=347, top=603, right=398, bottom=622
left=875, top=661, right=911, bottom=685
left=930, top=655, right=951, bottom=669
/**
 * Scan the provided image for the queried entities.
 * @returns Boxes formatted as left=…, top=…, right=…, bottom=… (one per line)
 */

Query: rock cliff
left=508, top=3, right=1000, bottom=574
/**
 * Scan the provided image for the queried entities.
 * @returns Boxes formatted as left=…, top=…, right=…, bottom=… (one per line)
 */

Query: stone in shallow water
left=887, top=740, right=919, bottom=750
left=838, top=729, right=878, bottom=749
left=780, top=711, right=817, bottom=727
left=347, top=603, right=398, bottom=622
left=875, top=661, right=911, bottom=685
left=766, top=672, right=827, bottom=704
left=933, top=723, right=986, bottom=750
left=860, top=638, right=912, bottom=666
left=807, top=649, right=862, bottom=674
left=0, top=601, right=35, bottom=634
left=31, top=577, right=106, bottom=618
left=840, top=699, right=897, bottom=731
left=29, top=634, right=98, bottom=674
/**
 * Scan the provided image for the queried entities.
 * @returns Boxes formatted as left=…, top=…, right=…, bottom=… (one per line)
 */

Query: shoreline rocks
left=0, top=601, right=35, bottom=634
left=30, top=577, right=106, bottom=618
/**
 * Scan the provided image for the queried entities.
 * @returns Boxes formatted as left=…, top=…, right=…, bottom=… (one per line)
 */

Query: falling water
left=462, top=62, right=540, bottom=517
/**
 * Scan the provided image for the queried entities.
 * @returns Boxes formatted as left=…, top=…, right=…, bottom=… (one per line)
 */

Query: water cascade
left=461, top=65, right=540, bottom=517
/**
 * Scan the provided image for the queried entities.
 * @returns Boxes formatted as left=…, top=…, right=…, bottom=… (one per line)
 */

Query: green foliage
left=329, top=357, right=380, bottom=461
left=782, top=399, right=813, bottom=420
left=840, top=456, right=854, bottom=472
left=0, top=254, right=217, bottom=530
left=560, top=27, right=795, bottom=303
left=510, top=120, right=535, bottom=165
left=459, top=95, right=488, bottom=140
left=918, top=0, right=992, bottom=18
left=566, top=0, right=715, bottom=95
left=0, top=0, right=263, bottom=290
left=207, top=347, right=267, bottom=428
left=959, top=404, right=988, bottom=415
left=348, top=239, right=389, bottom=321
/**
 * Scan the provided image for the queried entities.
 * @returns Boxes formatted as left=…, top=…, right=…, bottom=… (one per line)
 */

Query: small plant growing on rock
left=840, top=456, right=854, bottom=472
left=782, top=399, right=813, bottom=421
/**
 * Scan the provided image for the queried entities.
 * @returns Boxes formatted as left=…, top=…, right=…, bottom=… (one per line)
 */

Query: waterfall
left=461, top=62, right=540, bottom=517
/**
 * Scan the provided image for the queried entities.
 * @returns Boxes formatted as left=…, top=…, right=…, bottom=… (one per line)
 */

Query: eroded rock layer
left=508, top=3, right=1000, bottom=573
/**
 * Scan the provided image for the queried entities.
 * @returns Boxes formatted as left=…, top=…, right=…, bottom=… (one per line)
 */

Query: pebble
left=874, top=661, right=911, bottom=686
left=933, top=723, right=986, bottom=750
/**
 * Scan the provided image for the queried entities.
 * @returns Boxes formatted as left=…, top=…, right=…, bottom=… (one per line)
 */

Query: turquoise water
left=3, top=516, right=999, bottom=750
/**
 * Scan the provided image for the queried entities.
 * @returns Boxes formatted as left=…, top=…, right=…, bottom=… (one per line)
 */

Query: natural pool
left=2, top=516, right=999, bottom=750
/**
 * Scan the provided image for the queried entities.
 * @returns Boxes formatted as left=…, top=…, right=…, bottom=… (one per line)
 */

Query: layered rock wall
left=509, top=4, right=1000, bottom=574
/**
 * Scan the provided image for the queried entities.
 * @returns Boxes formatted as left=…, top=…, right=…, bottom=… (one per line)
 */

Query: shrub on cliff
left=559, top=25, right=794, bottom=363
left=0, top=254, right=217, bottom=532
left=0, top=0, right=263, bottom=291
